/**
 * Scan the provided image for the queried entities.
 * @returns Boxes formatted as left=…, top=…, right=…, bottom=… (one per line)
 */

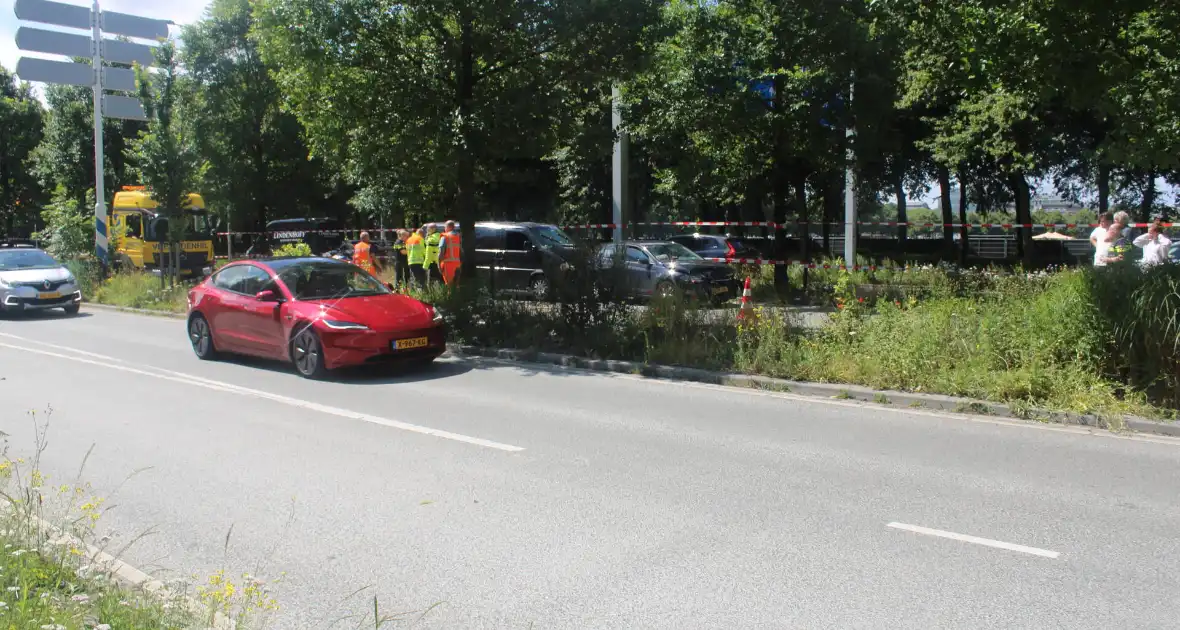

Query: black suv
left=247, top=218, right=346, bottom=258
left=472, top=222, right=581, bottom=299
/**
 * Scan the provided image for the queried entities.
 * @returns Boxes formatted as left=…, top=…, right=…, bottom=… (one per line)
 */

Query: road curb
left=83, top=302, right=186, bottom=319
left=447, top=344, right=1180, bottom=438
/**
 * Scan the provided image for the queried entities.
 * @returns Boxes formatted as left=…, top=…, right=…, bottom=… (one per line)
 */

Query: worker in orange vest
left=352, top=231, right=381, bottom=276
left=438, top=220, right=462, bottom=285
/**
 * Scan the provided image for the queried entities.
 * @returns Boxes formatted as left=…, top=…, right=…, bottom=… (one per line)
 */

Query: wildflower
left=71, top=594, right=90, bottom=604
left=97, top=625, right=112, bottom=630
left=6, top=586, right=18, bottom=592
left=0, top=601, right=7, bottom=609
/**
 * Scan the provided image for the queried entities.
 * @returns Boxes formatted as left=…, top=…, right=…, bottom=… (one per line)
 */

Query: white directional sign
left=102, top=94, right=146, bottom=121
left=15, top=57, right=93, bottom=87
left=16, top=26, right=93, bottom=58
left=13, top=0, right=91, bottom=31
left=101, top=66, right=137, bottom=92
left=14, top=0, right=172, bottom=267
left=101, top=11, right=168, bottom=41
left=103, top=39, right=155, bottom=66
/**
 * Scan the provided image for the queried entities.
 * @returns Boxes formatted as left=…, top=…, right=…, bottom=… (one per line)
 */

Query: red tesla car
left=186, top=257, right=446, bottom=378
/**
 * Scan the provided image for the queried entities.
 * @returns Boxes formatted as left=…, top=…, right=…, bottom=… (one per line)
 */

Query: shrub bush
left=273, top=242, right=313, bottom=258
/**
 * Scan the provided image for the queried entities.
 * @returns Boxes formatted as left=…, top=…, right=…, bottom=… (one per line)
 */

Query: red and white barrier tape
left=214, top=220, right=1170, bottom=239
left=212, top=253, right=952, bottom=272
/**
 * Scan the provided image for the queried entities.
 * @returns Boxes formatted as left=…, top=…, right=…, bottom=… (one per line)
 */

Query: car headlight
left=431, top=307, right=444, bottom=322
left=321, top=319, right=370, bottom=331
left=0, top=277, right=9, bottom=288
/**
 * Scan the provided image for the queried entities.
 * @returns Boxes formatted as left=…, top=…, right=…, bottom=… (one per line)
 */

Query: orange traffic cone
left=737, top=277, right=754, bottom=321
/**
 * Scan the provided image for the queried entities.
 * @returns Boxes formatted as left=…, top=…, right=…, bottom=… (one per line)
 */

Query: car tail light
left=726, top=241, right=736, bottom=258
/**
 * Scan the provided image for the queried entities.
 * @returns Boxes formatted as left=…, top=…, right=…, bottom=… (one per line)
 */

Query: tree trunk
left=938, top=166, right=953, bottom=256
left=740, top=180, right=762, bottom=240
left=1140, top=171, right=1157, bottom=223
left=822, top=173, right=838, bottom=256
left=771, top=167, right=790, bottom=291
left=1097, top=163, right=1110, bottom=214
left=794, top=172, right=808, bottom=297
left=894, top=177, right=907, bottom=256
left=958, top=173, right=969, bottom=265
left=1010, top=173, right=1034, bottom=265
left=456, top=14, right=477, bottom=280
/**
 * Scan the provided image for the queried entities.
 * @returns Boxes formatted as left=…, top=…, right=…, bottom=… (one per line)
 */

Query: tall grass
left=1084, top=264, right=1180, bottom=407
left=440, top=265, right=1175, bottom=417
left=92, top=273, right=189, bottom=313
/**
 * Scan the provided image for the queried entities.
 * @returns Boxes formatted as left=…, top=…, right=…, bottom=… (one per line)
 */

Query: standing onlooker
left=391, top=229, right=410, bottom=288
left=1133, top=219, right=1172, bottom=267
left=1103, top=211, right=1133, bottom=265
left=1091, top=213, right=1113, bottom=267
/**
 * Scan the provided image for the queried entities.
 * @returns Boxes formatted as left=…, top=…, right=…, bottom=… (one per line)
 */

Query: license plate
left=712, top=286, right=729, bottom=295
left=393, top=336, right=429, bottom=350
left=39, top=291, right=61, bottom=300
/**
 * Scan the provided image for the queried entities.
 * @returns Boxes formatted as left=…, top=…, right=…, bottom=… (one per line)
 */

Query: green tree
left=0, top=67, right=45, bottom=237
left=31, top=83, right=144, bottom=210
left=256, top=0, right=660, bottom=275
left=182, top=0, right=343, bottom=232
left=626, top=0, right=863, bottom=287
left=130, top=40, right=205, bottom=285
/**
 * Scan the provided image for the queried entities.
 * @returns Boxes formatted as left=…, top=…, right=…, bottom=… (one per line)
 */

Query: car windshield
left=531, top=225, right=576, bottom=248
left=644, top=243, right=703, bottom=263
left=149, top=213, right=213, bottom=241
left=0, top=249, right=59, bottom=271
left=277, top=262, right=391, bottom=301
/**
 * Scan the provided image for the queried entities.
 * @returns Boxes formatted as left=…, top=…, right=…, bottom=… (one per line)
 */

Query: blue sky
left=1, top=0, right=211, bottom=77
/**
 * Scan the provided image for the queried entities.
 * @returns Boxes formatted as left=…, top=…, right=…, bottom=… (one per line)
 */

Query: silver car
left=0, top=244, right=83, bottom=315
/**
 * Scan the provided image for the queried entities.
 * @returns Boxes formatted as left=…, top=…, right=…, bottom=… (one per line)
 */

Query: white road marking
left=887, top=522, right=1060, bottom=559
left=0, top=332, right=135, bottom=364
left=0, top=341, right=525, bottom=453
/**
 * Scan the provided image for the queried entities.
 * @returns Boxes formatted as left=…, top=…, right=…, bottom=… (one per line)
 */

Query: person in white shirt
left=1133, top=219, right=1172, bottom=267
left=1091, top=212, right=1113, bottom=266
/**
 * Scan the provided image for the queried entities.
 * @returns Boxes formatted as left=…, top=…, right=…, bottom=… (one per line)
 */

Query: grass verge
left=74, top=260, right=1180, bottom=419
left=428, top=264, right=1179, bottom=419
left=90, top=273, right=189, bottom=314
left=1, top=412, right=280, bottom=630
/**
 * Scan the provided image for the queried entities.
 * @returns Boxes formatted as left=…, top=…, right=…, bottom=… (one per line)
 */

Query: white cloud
left=0, top=0, right=211, bottom=77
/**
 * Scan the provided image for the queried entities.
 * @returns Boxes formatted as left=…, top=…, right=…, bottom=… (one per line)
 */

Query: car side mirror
left=255, top=289, right=281, bottom=302
left=385, top=282, right=395, bottom=291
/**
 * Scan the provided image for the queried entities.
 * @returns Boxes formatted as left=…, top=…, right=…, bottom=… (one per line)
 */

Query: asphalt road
left=1, top=308, right=1179, bottom=629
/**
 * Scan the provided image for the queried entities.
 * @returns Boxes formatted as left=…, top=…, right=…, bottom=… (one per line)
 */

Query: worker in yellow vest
left=439, top=221, right=462, bottom=285
left=405, top=228, right=427, bottom=287
left=423, top=223, right=442, bottom=286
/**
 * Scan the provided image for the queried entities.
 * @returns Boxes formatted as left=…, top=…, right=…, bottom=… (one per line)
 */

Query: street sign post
left=13, top=0, right=169, bottom=268
left=16, top=27, right=92, bottom=58
left=15, top=57, right=93, bottom=87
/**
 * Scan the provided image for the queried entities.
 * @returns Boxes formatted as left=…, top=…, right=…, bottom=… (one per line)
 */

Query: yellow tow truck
left=110, top=187, right=215, bottom=277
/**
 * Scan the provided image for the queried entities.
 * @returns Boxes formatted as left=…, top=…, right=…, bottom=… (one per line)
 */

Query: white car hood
left=0, top=267, right=70, bottom=285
